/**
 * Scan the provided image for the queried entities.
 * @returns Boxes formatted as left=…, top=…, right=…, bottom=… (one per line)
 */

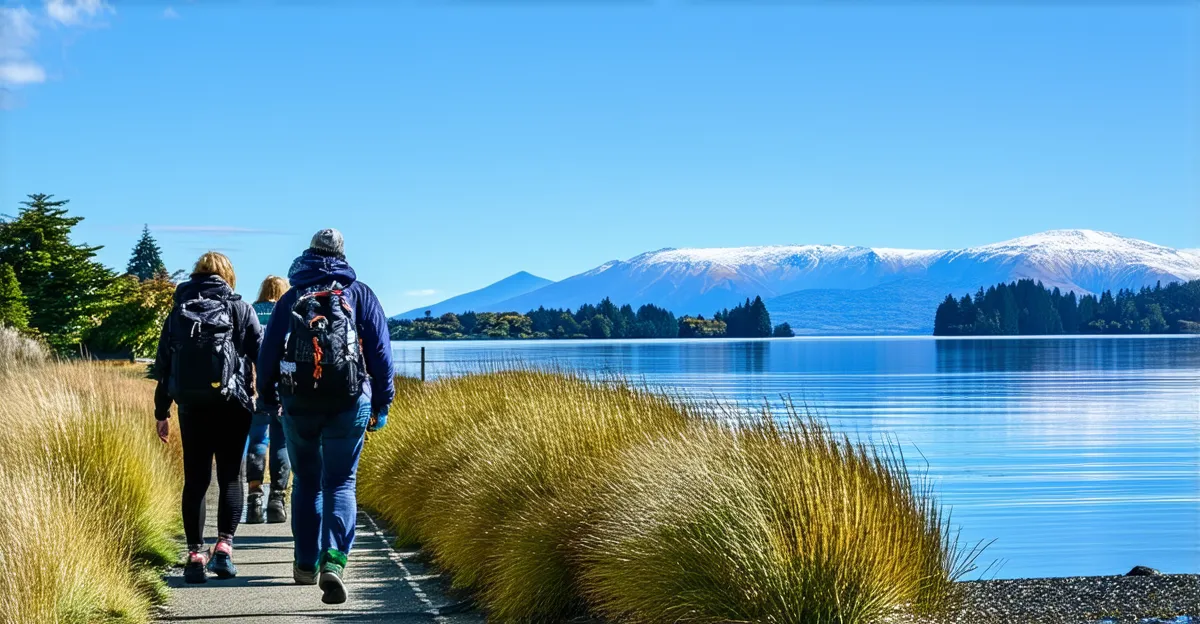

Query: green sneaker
left=293, top=561, right=318, bottom=585
left=318, top=549, right=348, bottom=604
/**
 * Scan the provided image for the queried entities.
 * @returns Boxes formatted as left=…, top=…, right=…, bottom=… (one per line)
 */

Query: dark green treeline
left=390, top=295, right=794, bottom=340
left=933, top=279, right=1200, bottom=336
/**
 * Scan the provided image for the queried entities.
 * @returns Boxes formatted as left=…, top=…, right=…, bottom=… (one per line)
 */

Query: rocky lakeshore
left=893, top=572, right=1198, bottom=624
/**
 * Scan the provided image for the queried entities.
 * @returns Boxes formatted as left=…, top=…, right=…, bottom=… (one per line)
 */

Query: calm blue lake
left=390, top=336, right=1200, bottom=579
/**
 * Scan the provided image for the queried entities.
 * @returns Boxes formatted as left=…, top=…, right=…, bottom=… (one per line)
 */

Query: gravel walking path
left=156, top=484, right=484, bottom=623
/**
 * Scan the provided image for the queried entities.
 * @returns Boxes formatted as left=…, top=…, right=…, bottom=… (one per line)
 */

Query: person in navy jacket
left=256, top=228, right=394, bottom=604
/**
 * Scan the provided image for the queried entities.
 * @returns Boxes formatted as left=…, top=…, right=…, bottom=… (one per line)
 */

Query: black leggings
left=178, top=405, right=252, bottom=548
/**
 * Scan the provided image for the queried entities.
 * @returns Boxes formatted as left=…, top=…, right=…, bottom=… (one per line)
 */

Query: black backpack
left=167, top=295, right=241, bottom=406
left=279, top=284, right=364, bottom=412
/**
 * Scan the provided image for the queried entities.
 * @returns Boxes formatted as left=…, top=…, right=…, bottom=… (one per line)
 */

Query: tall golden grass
left=0, top=334, right=180, bottom=624
left=360, top=371, right=977, bottom=623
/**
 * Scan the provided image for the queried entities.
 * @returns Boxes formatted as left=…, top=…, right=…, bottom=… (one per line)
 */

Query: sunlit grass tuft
left=360, top=370, right=977, bottom=623
left=0, top=353, right=180, bottom=623
left=0, top=325, right=49, bottom=374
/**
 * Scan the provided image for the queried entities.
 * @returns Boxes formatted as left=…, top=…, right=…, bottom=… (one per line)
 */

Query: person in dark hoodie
left=154, top=251, right=261, bottom=584
left=257, top=229, right=394, bottom=605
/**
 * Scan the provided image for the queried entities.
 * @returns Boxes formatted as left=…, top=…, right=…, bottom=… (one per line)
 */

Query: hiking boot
left=207, top=539, right=238, bottom=579
left=183, top=549, right=209, bottom=584
left=266, top=490, right=287, bottom=524
left=245, top=492, right=265, bottom=524
left=318, top=549, right=348, bottom=604
left=293, top=561, right=319, bottom=585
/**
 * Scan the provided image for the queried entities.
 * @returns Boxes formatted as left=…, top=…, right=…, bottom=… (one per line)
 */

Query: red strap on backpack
left=312, top=337, right=323, bottom=382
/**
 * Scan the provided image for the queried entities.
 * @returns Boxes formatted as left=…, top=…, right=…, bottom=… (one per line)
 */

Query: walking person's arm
left=256, top=291, right=293, bottom=413
left=153, top=312, right=173, bottom=443
left=240, top=300, right=263, bottom=402
left=356, top=283, right=394, bottom=430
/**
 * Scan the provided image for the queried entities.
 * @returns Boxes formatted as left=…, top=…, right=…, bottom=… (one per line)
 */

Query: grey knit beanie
left=309, top=228, right=345, bottom=258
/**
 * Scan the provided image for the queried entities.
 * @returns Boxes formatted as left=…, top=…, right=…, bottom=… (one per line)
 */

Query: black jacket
left=154, top=274, right=262, bottom=420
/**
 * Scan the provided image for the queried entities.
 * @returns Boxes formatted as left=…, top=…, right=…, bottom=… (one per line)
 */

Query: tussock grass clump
left=360, top=371, right=693, bottom=620
left=0, top=362, right=180, bottom=623
left=360, top=371, right=974, bottom=624
left=0, top=325, right=49, bottom=374
left=577, top=415, right=965, bottom=623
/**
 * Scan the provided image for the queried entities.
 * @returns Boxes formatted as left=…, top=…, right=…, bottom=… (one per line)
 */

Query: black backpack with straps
left=279, top=283, right=364, bottom=412
left=167, top=294, right=242, bottom=406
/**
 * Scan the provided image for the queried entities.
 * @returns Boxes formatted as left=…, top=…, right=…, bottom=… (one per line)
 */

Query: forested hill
left=389, top=296, right=795, bottom=340
left=933, top=279, right=1200, bottom=336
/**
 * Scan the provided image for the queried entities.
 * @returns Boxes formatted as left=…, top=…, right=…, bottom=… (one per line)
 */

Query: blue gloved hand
left=368, top=407, right=388, bottom=432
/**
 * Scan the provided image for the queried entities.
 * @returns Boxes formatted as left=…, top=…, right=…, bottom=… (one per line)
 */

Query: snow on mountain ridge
left=621, top=230, right=1200, bottom=287
left=972, top=229, right=1178, bottom=259
left=632, top=244, right=945, bottom=270
left=953, top=229, right=1200, bottom=293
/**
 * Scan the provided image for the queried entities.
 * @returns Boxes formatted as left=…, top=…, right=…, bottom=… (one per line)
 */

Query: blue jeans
left=246, top=415, right=290, bottom=491
left=281, top=394, right=370, bottom=567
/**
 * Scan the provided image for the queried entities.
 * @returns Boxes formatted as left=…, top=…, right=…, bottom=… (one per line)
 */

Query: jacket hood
left=175, top=274, right=236, bottom=303
left=287, top=249, right=358, bottom=290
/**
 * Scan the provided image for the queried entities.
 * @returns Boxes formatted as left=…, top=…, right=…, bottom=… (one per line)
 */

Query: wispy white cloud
left=152, top=225, right=290, bottom=236
left=0, top=7, right=43, bottom=86
left=0, top=7, right=37, bottom=58
left=0, top=61, right=44, bottom=84
left=162, top=6, right=179, bottom=19
left=0, top=1, right=113, bottom=99
left=405, top=289, right=438, bottom=297
left=44, top=0, right=111, bottom=26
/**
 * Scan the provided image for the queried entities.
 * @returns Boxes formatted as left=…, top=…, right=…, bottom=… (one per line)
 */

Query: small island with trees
left=933, top=278, right=1200, bottom=336
left=389, top=296, right=796, bottom=341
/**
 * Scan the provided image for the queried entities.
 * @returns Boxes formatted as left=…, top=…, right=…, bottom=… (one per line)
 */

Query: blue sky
left=2, top=1, right=1197, bottom=313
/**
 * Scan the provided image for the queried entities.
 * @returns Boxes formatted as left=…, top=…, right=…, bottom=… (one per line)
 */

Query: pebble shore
left=893, top=574, right=1198, bottom=624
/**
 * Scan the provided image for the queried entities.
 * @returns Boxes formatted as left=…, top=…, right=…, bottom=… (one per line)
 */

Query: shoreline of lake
left=893, top=573, right=1198, bottom=624
left=393, top=333, right=1200, bottom=342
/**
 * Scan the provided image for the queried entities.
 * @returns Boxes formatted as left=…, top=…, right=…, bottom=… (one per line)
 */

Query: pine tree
left=126, top=225, right=167, bottom=281
left=1078, top=294, right=1097, bottom=332
left=1000, top=285, right=1020, bottom=335
left=0, top=263, right=30, bottom=331
left=1059, top=291, right=1080, bottom=334
left=934, top=295, right=958, bottom=336
left=751, top=296, right=772, bottom=337
left=957, top=294, right=976, bottom=333
left=0, top=194, right=114, bottom=352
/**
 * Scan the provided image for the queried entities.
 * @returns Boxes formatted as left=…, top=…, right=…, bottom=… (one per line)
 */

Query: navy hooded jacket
left=256, top=250, right=395, bottom=414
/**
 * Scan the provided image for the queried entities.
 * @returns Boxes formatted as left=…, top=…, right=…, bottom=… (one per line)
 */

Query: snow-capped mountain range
left=403, top=230, right=1200, bottom=334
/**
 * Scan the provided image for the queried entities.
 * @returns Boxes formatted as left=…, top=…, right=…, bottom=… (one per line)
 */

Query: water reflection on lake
left=391, top=336, right=1200, bottom=579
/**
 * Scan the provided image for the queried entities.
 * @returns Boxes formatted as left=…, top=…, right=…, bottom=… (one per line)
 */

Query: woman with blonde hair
left=153, top=251, right=262, bottom=584
left=245, top=275, right=291, bottom=524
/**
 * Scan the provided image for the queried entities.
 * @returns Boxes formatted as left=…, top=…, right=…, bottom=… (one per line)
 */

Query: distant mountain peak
left=978, top=229, right=1163, bottom=252
left=394, top=270, right=553, bottom=320
left=582, top=260, right=622, bottom=276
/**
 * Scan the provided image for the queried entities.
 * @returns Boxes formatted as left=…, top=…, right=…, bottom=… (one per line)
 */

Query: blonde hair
left=191, top=251, right=236, bottom=290
left=256, top=275, right=289, bottom=304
